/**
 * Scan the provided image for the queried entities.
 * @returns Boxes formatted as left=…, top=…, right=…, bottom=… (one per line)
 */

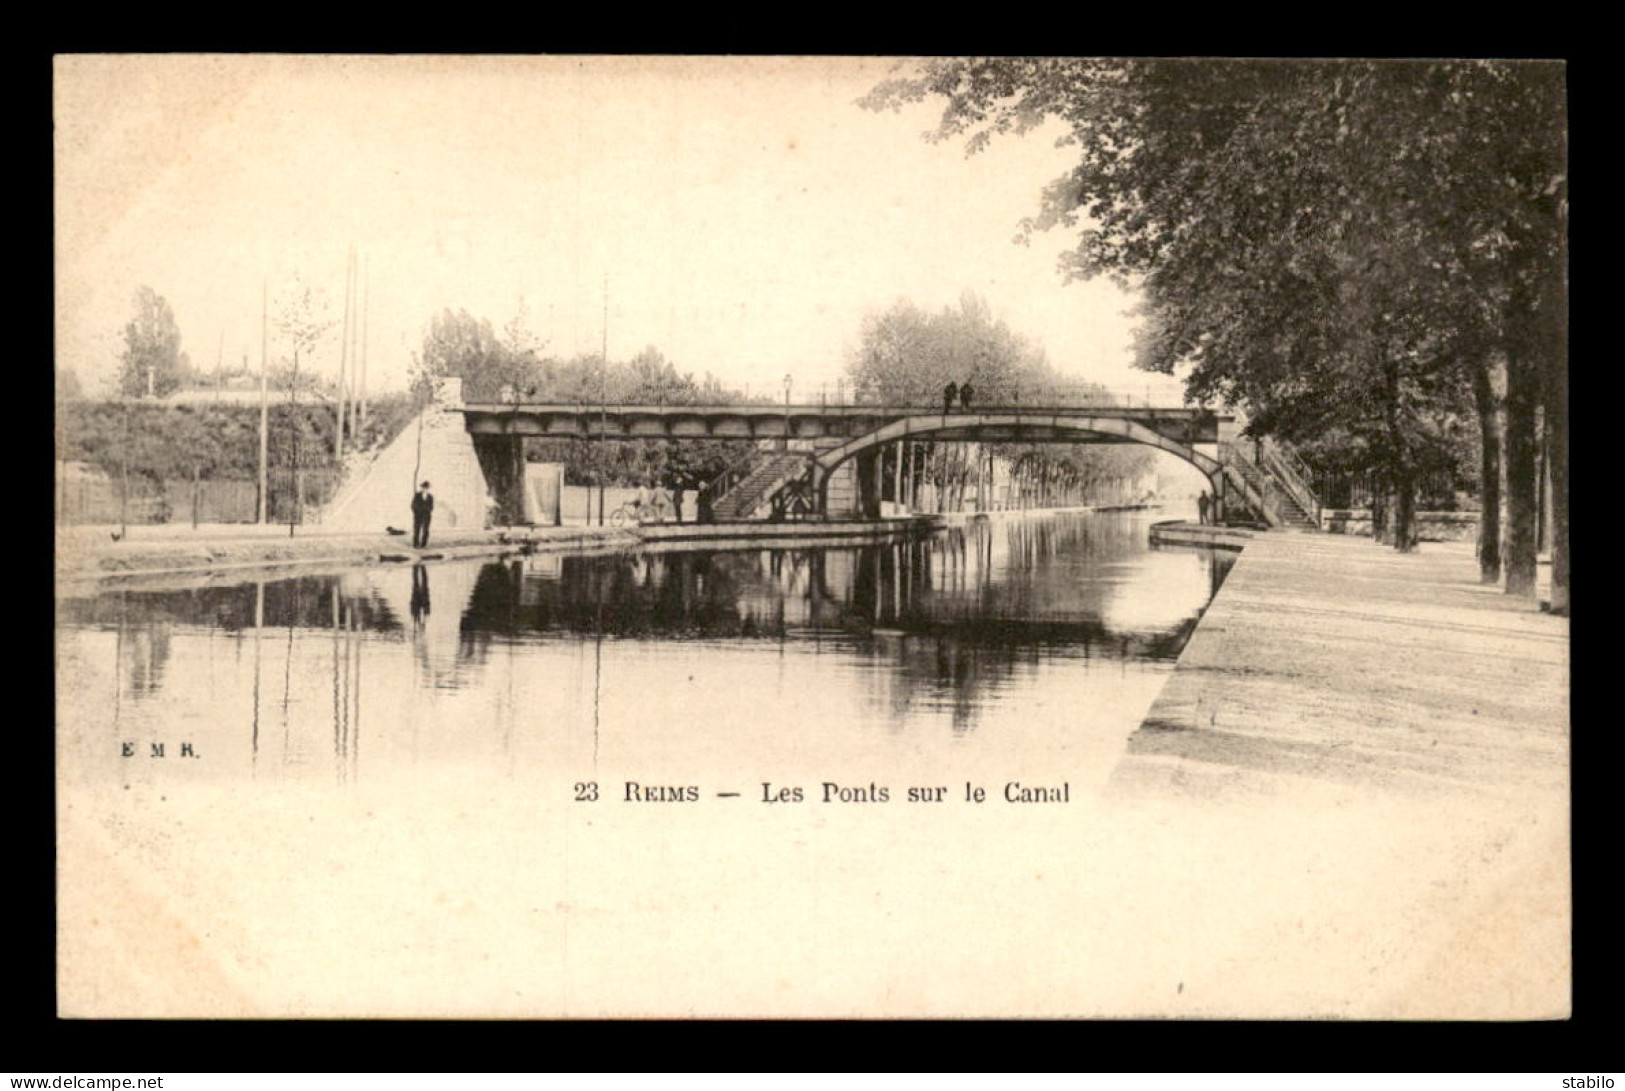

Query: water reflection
left=57, top=512, right=1233, bottom=788
left=410, top=564, right=430, bottom=626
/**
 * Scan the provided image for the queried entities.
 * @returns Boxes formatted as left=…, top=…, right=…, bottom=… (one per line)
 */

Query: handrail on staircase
left=697, top=445, right=768, bottom=512
left=698, top=447, right=814, bottom=522
left=1258, top=437, right=1322, bottom=528
left=1216, top=442, right=1275, bottom=526
left=1265, top=436, right=1315, bottom=486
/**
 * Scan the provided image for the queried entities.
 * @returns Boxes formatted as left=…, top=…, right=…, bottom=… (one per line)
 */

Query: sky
left=55, top=55, right=1185, bottom=403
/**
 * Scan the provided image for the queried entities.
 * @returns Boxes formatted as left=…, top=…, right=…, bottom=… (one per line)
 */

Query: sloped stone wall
left=320, top=405, right=495, bottom=533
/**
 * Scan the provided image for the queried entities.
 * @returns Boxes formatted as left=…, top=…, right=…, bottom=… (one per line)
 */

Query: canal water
left=57, top=509, right=1232, bottom=800
left=62, top=508, right=1550, bottom=1018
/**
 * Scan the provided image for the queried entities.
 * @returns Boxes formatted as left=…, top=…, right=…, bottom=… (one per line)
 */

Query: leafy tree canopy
left=119, top=287, right=193, bottom=397
left=849, top=292, right=1052, bottom=406
left=847, top=291, right=1157, bottom=490
left=862, top=59, right=1565, bottom=490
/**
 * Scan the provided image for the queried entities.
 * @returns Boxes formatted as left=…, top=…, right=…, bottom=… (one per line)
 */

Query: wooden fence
left=56, top=465, right=343, bottom=526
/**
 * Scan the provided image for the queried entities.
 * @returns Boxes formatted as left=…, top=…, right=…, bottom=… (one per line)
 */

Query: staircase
left=706, top=451, right=810, bottom=521
left=1272, top=492, right=1320, bottom=529
left=1220, top=439, right=1322, bottom=530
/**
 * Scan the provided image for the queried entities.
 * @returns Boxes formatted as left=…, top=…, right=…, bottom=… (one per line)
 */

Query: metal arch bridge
left=457, top=400, right=1251, bottom=519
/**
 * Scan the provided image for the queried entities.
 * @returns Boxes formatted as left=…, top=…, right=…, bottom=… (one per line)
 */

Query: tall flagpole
left=599, top=271, right=608, bottom=526
left=337, top=246, right=353, bottom=462
left=349, top=248, right=361, bottom=435
left=258, top=280, right=270, bottom=524
left=359, top=253, right=369, bottom=435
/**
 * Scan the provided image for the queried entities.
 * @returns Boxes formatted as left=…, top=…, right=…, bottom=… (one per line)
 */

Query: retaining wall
left=1322, top=509, right=1479, bottom=542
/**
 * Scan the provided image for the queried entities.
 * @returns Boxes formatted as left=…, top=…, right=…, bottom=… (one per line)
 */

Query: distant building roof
left=58, top=460, right=109, bottom=481
left=159, top=386, right=333, bottom=406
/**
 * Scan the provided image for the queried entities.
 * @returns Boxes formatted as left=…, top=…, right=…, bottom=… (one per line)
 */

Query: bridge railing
left=646, top=381, right=1200, bottom=412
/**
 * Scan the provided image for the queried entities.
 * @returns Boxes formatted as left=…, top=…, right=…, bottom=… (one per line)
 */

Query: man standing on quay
left=412, top=480, right=435, bottom=548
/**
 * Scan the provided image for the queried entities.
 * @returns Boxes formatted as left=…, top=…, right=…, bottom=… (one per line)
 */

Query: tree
left=267, top=275, right=338, bottom=522
left=627, top=346, right=700, bottom=405
left=118, top=286, right=191, bottom=397
left=865, top=60, right=1565, bottom=586
left=849, top=292, right=1047, bottom=406
left=846, top=292, right=1155, bottom=506
left=417, top=308, right=510, bottom=402
left=495, top=298, right=552, bottom=403
left=271, top=276, right=337, bottom=389
left=56, top=367, right=84, bottom=402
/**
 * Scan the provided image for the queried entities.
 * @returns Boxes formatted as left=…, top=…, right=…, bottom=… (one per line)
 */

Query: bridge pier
left=1209, top=468, right=1228, bottom=524
left=855, top=448, right=883, bottom=519
left=810, top=436, right=858, bottom=519
left=472, top=434, right=528, bottom=526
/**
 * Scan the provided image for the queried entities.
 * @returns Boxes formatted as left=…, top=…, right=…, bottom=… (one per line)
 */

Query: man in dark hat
left=959, top=381, right=975, bottom=411
left=411, top=481, right=435, bottom=548
left=943, top=381, right=959, bottom=415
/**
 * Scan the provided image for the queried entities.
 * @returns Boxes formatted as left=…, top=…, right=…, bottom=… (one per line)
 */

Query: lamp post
left=503, top=375, right=523, bottom=528
left=288, top=348, right=300, bottom=538
left=782, top=374, right=793, bottom=452
left=120, top=396, right=130, bottom=540
left=598, top=359, right=608, bottom=527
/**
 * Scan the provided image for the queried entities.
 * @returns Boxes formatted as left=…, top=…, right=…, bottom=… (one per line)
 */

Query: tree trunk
left=1471, top=357, right=1503, bottom=583
left=1378, top=351, right=1412, bottom=553
left=1503, top=351, right=1541, bottom=597
left=1543, top=231, right=1570, bottom=615
left=1546, top=361, right=1568, bottom=614
left=1393, top=473, right=1418, bottom=553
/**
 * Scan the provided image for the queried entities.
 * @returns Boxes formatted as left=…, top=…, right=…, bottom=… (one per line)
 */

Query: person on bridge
left=412, top=481, right=435, bottom=548
left=943, top=381, right=959, bottom=415
left=1197, top=491, right=1211, bottom=525
left=960, top=381, right=975, bottom=410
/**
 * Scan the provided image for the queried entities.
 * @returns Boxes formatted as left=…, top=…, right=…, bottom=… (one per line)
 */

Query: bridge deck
left=460, top=402, right=1227, bottom=443
left=462, top=401, right=1221, bottom=418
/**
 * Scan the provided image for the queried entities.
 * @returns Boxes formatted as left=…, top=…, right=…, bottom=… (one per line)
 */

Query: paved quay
left=53, top=516, right=947, bottom=586
left=1120, top=528, right=1568, bottom=799
left=55, top=522, right=639, bottom=585
left=1102, top=528, right=1570, bottom=1019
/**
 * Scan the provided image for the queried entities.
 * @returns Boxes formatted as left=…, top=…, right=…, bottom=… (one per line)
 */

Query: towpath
left=1098, top=530, right=1570, bottom=1018
left=1120, top=530, right=1568, bottom=799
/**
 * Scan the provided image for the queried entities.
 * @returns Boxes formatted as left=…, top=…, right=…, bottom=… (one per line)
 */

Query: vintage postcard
left=54, top=55, right=1569, bottom=1019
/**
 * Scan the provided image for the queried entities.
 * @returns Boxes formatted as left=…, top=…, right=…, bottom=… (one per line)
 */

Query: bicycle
left=609, top=492, right=672, bottom=527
